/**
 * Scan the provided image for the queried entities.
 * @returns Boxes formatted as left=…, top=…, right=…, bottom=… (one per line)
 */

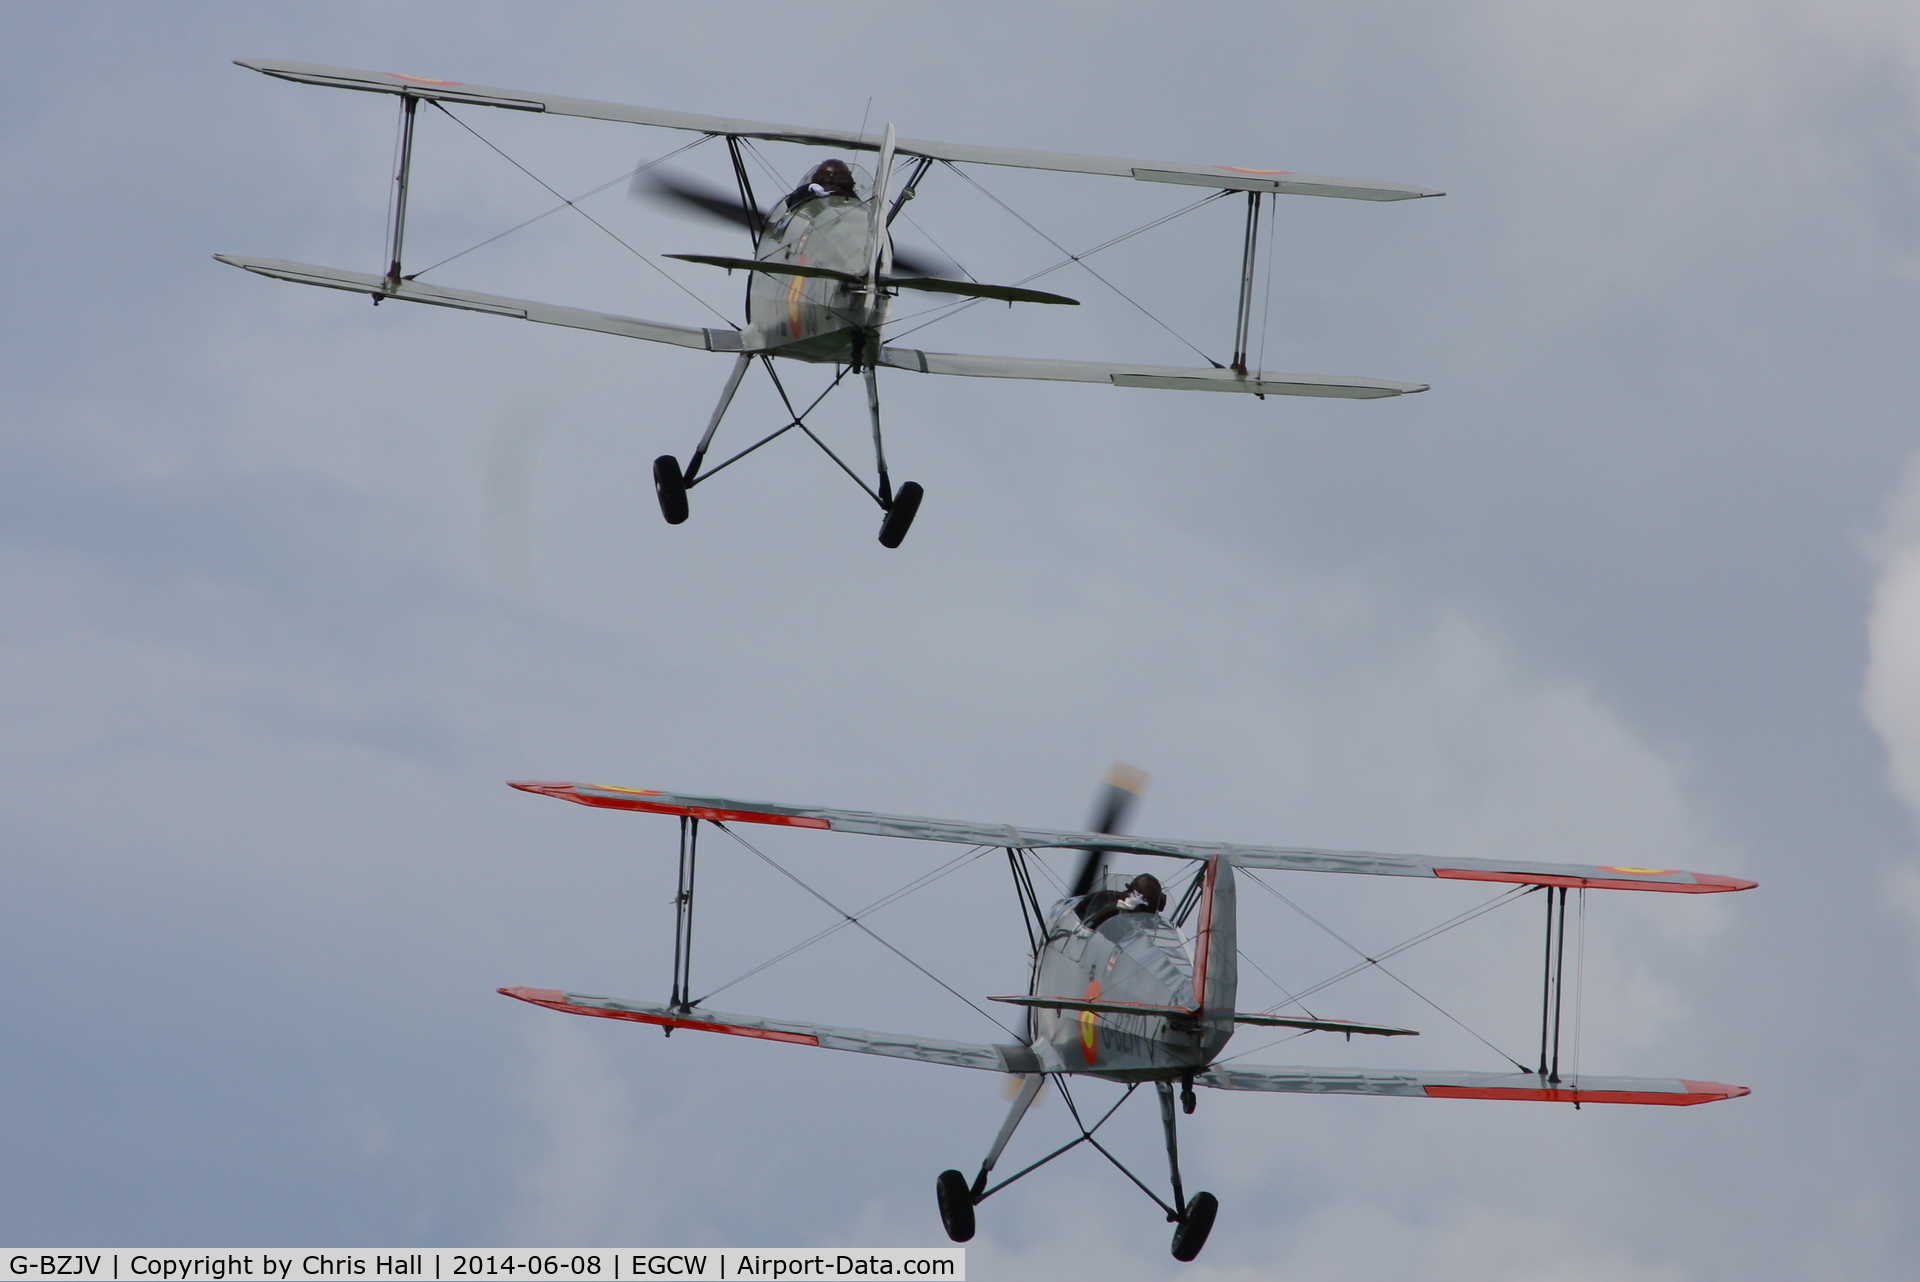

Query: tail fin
left=1190, top=852, right=1237, bottom=1022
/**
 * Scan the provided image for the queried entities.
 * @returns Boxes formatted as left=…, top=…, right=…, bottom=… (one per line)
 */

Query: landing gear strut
left=1158, top=1079, right=1217, bottom=1261
left=653, top=347, right=924, bottom=546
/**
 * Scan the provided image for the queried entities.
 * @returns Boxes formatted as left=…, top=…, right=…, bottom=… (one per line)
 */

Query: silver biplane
left=501, top=769, right=1753, bottom=1261
left=217, top=60, right=1438, bottom=547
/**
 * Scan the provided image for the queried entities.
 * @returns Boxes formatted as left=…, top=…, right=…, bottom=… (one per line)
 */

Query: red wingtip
left=499, top=986, right=567, bottom=1004
left=1683, top=1080, right=1752, bottom=1100
left=1694, top=874, right=1760, bottom=892
left=508, top=781, right=571, bottom=794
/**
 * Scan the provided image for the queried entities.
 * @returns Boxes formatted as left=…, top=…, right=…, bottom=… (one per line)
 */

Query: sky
left=4, top=2, right=1920, bottom=1277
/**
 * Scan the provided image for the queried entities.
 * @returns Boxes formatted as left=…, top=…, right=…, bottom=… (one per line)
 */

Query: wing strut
left=669, top=816, right=701, bottom=1014
left=1537, top=885, right=1579, bottom=1084
left=385, top=94, right=419, bottom=292
left=1230, top=191, right=1263, bottom=378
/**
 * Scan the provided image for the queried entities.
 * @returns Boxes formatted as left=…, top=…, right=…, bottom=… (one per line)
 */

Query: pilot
left=785, top=158, right=859, bottom=210
left=1119, top=873, right=1167, bottom=914
left=1079, top=873, right=1167, bottom=927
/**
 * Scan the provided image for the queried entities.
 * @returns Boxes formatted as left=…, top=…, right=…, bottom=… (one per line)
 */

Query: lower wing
left=214, top=255, right=738, bottom=352
left=1200, top=1063, right=1749, bottom=1105
left=878, top=345, right=1427, bottom=399
left=499, top=986, right=1040, bottom=1073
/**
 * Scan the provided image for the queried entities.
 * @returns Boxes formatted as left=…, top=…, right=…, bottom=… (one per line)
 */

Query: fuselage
left=743, top=192, right=892, bottom=361
left=1027, top=854, right=1239, bottom=1081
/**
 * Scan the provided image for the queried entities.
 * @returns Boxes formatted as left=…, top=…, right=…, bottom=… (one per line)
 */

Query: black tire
left=935, top=1169, right=975, bottom=1242
left=1170, top=1192, right=1218, bottom=1262
left=877, top=481, right=924, bottom=548
left=653, top=455, right=689, bottom=525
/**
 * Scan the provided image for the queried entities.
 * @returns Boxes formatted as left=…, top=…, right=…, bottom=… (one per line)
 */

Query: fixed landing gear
left=651, top=351, right=925, bottom=546
left=653, top=455, right=689, bottom=525
left=935, top=1169, right=975, bottom=1242
left=1170, top=1191, right=1218, bottom=1262
left=878, top=481, right=923, bottom=548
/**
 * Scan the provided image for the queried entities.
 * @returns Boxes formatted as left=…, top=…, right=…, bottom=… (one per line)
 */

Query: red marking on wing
left=507, top=782, right=832, bottom=829
left=1425, top=1081, right=1749, bottom=1106
left=387, top=73, right=464, bottom=86
left=498, top=987, right=821, bottom=1046
left=1432, top=868, right=1757, bottom=893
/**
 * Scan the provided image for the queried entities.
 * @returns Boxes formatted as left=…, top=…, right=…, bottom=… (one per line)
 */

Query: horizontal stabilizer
left=508, top=781, right=1756, bottom=894
left=1200, top=1063, right=1750, bottom=1106
left=885, top=277, right=1077, bottom=306
left=666, top=253, right=855, bottom=282
left=1233, top=1013, right=1417, bottom=1036
left=499, top=987, right=1040, bottom=1074
left=989, top=995, right=1194, bottom=1019
left=990, top=995, right=1415, bottom=1037
left=666, top=254, right=1078, bottom=305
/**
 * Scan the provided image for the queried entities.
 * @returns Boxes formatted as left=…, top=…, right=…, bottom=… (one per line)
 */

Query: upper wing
left=879, top=345, right=1426, bottom=399
left=1200, top=1063, right=1750, bottom=1106
left=508, top=782, right=1757, bottom=894
left=238, top=60, right=1440, bottom=201
left=499, top=987, right=1039, bottom=1073
left=214, top=255, right=740, bottom=351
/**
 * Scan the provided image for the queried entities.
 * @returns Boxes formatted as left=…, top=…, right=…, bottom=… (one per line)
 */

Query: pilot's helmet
left=1123, top=873, right=1166, bottom=914
left=808, top=158, right=857, bottom=195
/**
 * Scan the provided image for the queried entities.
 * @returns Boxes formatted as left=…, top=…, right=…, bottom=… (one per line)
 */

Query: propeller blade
left=636, top=171, right=762, bottom=231
left=642, top=168, right=952, bottom=277
left=886, top=247, right=948, bottom=279
left=1070, top=763, right=1149, bottom=897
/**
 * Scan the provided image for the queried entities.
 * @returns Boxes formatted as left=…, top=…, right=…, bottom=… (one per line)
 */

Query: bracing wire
left=1234, top=948, right=1321, bottom=1022
left=917, top=162, right=1227, bottom=364
left=1241, top=870, right=1535, bottom=1072
left=882, top=188, right=1227, bottom=336
left=694, top=842, right=994, bottom=1005
left=427, top=102, right=738, bottom=327
left=1210, top=1027, right=1314, bottom=1066
left=407, top=133, right=715, bottom=281
left=709, top=822, right=1020, bottom=1038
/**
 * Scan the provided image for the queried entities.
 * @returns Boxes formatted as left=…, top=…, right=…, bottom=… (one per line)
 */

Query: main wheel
left=877, top=482, right=924, bottom=548
left=935, top=1169, right=975, bottom=1242
left=1170, top=1192, right=1217, bottom=1262
left=653, top=455, right=689, bottom=525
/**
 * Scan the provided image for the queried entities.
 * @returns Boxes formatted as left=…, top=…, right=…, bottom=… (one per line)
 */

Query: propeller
left=1069, top=763, right=1149, bottom=898
left=636, top=171, right=761, bottom=231
left=635, top=169, right=952, bottom=278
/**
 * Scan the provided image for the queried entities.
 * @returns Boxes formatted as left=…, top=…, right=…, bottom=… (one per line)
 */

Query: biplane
left=499, top=769, right=1753, bottom=1262
left=216, top=59, right=1439, bottom=547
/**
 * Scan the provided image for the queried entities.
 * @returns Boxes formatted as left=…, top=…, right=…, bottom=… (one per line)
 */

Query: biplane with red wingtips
left=500, top=767, right=1752, bottom=1263
left=216, top=59, right=1438, bottom=547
